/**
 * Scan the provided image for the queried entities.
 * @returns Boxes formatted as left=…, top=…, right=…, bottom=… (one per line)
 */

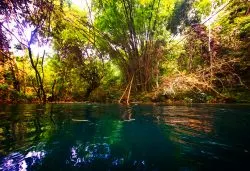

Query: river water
left=0, top=103, right=250, bottom=170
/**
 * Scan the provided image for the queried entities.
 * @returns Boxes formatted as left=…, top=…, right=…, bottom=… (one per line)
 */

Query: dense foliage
left=0, top=0, right=249, bottom=104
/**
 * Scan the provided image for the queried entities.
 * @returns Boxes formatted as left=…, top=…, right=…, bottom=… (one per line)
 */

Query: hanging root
left=119, top=74, right=134, bottom=104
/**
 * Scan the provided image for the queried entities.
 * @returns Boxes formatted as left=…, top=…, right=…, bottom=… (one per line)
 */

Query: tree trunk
left=28, top=47, right=46, bottom=103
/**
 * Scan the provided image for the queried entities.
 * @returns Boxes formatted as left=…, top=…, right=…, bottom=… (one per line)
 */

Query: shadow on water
left=0, top=104, right=250, bottom=170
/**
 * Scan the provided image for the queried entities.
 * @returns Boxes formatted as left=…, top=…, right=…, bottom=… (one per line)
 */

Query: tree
left=92, top=0, right=177, bottom=94
left=0, top=0, right=63, bottom=103
left=50, top=6, right=107, bottom=100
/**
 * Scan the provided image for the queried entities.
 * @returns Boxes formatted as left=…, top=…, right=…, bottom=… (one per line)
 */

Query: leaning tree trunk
left=28, top=47, right=46, bottom=103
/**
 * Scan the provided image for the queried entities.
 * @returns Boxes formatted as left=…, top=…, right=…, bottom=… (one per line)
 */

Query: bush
left=88, top=87, right=107, bottom=102
left=0, top=83, right=9, bottom=100
left=0, top=83, right=8, bottom=90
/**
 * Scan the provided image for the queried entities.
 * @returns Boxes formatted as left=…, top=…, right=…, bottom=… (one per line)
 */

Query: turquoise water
left=0, top=104, right=250, bottom=170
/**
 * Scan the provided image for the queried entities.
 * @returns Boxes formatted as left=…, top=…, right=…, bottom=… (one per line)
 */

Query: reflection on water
left=68, top=142, right=111, bottom=166
left=0, top=104, right=250, bottom=170
left=157, top=106, right=214, bottom=145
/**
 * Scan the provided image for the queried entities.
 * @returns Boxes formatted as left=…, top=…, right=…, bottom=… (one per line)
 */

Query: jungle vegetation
left=0, top=0, right=249, bottom=104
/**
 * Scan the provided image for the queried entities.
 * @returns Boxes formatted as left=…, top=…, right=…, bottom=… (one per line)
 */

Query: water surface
left=0, top=104, right=250, bottom=170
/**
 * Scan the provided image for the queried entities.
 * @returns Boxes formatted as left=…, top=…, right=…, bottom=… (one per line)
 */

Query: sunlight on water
left=0, top=148, right=46, bottom=170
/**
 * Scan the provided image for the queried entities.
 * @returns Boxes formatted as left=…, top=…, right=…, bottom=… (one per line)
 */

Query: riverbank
left=1, top=99, right=250, bottom=105
left=1, top=87, right=250, bottom=105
